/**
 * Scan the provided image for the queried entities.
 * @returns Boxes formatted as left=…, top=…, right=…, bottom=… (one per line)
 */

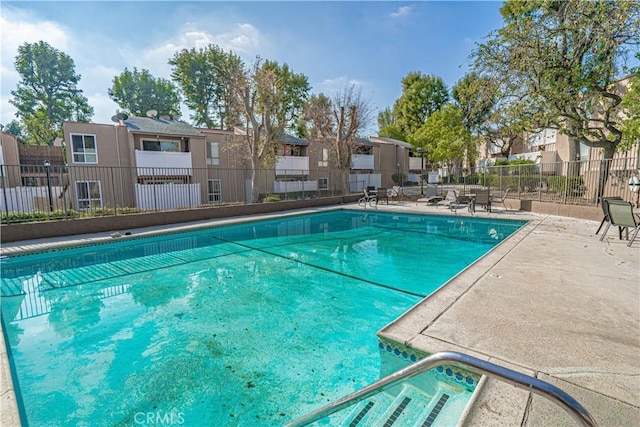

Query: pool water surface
left=1, top=210, right=525, bottom=426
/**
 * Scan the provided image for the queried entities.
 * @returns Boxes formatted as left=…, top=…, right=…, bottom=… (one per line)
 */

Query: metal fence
left=1, top=156, right=638, bottom=224
left=0, top=163, right=360, bottom=224
left=463, top=157, right=639, bottom=206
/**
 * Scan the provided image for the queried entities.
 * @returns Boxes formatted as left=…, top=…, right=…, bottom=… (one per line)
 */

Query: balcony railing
left=135, top=150, right=192, bottom=175
left=351, top=154, right=374, bottom=170
left=276, top=156, right=309, bottom=175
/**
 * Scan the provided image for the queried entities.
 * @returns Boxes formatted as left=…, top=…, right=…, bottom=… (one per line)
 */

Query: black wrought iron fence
left=0, top=163, right=360, bottom=224
left=1, top=157, right=638, bottom=224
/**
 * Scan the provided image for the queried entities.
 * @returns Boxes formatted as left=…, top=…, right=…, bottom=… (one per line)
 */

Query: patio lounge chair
left=376, top=187, right=389, bottom=205
left=415, top=184, right=442, bottom=205
left=595, top=196, right=623, bottom=235
left=472, top=189, right=491, bottom=213
left=599, top=199, right=640, bottom=246
left=437, top=189, right=471, bottom=213
left=491, top=188, right=510, bottom=211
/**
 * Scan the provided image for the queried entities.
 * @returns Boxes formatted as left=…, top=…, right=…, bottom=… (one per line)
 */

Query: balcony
left=135, top=150, right=192, bottom=176
left=276, top=156, right=309, bottom=175
left=273, top=180, right=318, bottom=193
left=351, top=154, right=374, bottom=170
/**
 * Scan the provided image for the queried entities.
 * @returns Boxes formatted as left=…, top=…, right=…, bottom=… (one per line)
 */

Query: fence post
left=111, top=167, right=117, bottom=216
left=187, top=170, right=192, bottom=208
left=538, top=163, right=543, bottom=202
left=563, top=162, right=570, bottom=204
left=153, top=170, right=158, bottom=213
left=60, top=167, right=68, bottom=220
left=1, top=165, right=10, bottom=224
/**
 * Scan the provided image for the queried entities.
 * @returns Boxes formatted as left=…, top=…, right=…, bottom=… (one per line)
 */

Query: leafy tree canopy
left=621, top=54, right=640, bottom=150
left=3, top=120, right=24, bottom=138
left=109, top=67, right=181, bottom=118
left=9, top=41, right=93, bottom=145
left=393, top=72, right=449, bottom=139
left=170, top=45, right=238, bottom=129
left=412, top=103, right=476, bottom=166
left=377, top=107, right=405, bottom=140
left=473, top=0, right=640, bottom=159
left=452, top=72, right=497, bottom=133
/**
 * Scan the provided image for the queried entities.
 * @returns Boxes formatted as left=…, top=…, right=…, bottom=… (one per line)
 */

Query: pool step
left=341, top=385, right=458, bottom=427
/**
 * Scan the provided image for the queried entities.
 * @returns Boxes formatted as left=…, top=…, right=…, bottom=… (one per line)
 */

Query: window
left=208, top=179, right=222, bottom=203
left=142, top=140, right=180, bottom=152
left=318, top=148, right=329, bottom=167
left=71, top=134, right=97, bottom=163
left=207, top=142, right=220, bottom=166
left=318, top=177, right=329, bottom=189
left=579, top=143, right=589, bottom=162
left=76, top=181, right=102, bottom=210
left=278, top=145, right=301, bottom=156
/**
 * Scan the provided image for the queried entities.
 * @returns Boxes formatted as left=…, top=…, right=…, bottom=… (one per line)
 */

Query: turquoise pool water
left=1, top=210, right=525, bottom=426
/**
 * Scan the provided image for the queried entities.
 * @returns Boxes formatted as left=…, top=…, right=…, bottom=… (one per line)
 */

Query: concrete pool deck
left=1, top=203, right=638, bottom=426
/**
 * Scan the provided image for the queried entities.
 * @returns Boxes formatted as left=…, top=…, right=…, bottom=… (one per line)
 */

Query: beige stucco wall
left=0, top=132, right=22, bottom=187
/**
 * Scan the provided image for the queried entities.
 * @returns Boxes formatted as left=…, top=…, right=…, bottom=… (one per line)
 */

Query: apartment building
left=58, top=117, right=411, bottom=211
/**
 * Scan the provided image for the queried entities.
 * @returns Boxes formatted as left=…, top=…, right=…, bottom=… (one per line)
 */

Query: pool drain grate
left=421, top=393, right=450, bottom=427
left=383, top=396, right=411, bottom=427
left=349, top=401, right=374, bottom=427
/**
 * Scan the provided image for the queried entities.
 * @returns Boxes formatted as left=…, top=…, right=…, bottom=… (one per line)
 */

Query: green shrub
left=392, top=172, right=405, bottom=186
left=262, top=194, right=281, bottom=203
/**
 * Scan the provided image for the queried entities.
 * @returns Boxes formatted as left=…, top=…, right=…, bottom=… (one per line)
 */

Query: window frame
left=70, top=133, right=98, bottom=164
left=318, top=177, right=329, bottom=189
left=75, top=180, right=103, bottom=210
left=208, top=179, right=222, bottom=203
left=318, top=148, right=329, bottom=167
left=141, top=139, right=180, bottom=152
left=207, top=142, right=220, bottom=166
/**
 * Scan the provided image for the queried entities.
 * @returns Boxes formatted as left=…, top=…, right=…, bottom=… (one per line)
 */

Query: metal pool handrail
left=285, top=350, right=598, bottom=427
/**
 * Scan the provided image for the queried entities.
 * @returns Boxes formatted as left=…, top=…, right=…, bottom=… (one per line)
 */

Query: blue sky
left=1, top=1, right=506, bottom=135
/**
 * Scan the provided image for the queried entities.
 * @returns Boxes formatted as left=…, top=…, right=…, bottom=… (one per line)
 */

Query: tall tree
left=393, top=72, right=449, bottom=140
left=472, top=0, right=640, bottom=160
left=376, top=107, right=405, bottom=140
left=9, top=41, right=93, bottom=145
left=170, top=45, right=237, bottom=129
left=412, top=103, right=477, bottom=176
left=108, top=67, right=181, bottom=118
left=3, top=120, right=24, bottom=138
left=452, top=72, right=497, bottom=134
left=621, top=55, right=640, bottom=150
left=218, top=53, right=310, bottom=202
left=304, top=85, right=374, bottom=194
left=479, top=101, right=529, bottom=157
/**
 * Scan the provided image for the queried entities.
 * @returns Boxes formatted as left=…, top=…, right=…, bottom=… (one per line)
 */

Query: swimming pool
left=1, top=210, right=525, bottom=426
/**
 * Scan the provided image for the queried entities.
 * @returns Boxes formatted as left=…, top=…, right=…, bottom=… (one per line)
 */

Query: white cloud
left=315, top=76, right=365, bottom=95
left=127, top=22, right=264, bottom=85
left=86, top=93, right=120, bottom=123
left=390, top=6, right=413, bottom=18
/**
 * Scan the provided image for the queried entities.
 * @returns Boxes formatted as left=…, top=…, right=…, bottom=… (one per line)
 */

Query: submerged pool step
left=340, top=385, right=456, bottom=427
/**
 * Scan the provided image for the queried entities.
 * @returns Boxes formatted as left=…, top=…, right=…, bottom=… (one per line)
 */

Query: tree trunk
left=596, top=143, right=617, bottom=202
left=250, top=154, right=261, bottom=203
left=567, top=137, right=581, bottom=177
